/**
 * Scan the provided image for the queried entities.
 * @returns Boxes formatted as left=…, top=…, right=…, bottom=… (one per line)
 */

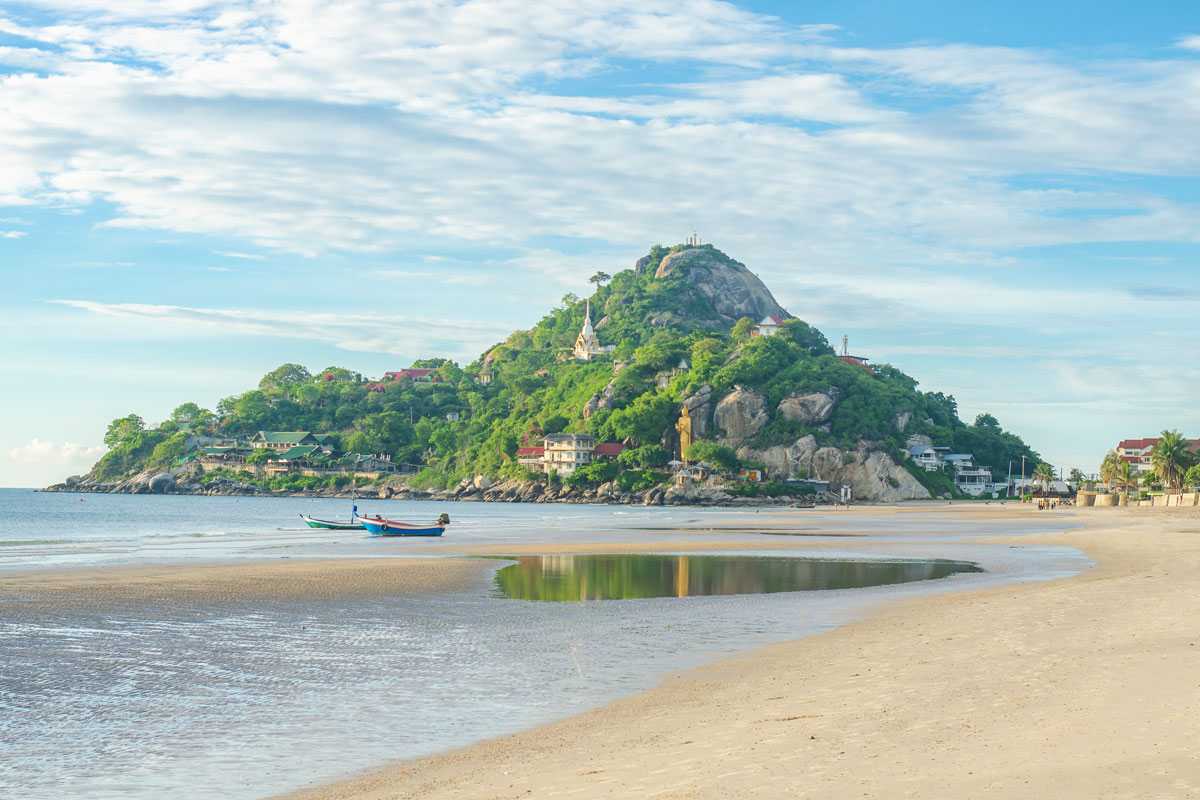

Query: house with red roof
left=751, top=315, right=788, bottom=338
left=1116, top=437, right=1200, bottom=474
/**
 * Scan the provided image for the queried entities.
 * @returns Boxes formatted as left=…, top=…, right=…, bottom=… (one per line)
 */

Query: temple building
left=573, top=301, right=614, bottom=360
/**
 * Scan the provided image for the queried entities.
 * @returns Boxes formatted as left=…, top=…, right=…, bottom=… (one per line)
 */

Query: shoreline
left=276, top=506, right=1200, bottom=799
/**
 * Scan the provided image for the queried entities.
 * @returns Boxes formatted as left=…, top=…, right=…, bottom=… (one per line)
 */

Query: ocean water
left=0, top=490, right=1089, bottom=798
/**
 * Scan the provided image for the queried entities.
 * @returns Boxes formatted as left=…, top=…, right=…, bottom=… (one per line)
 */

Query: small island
left=48, top=243, right=1040, bottom=505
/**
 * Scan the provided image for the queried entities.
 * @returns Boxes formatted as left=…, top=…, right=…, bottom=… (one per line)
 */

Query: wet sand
left=0, top=558, right=490, bottom=608
left=279, top=506, right=1200, bottom=800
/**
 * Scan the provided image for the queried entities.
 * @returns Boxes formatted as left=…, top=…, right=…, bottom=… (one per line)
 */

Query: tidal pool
left=493, top=553, right=984, bottom=601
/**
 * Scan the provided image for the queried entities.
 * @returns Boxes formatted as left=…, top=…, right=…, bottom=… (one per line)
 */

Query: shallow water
left=492, top=553, right=983, bottom=601
left=0, top=490, right=1088, bottom=799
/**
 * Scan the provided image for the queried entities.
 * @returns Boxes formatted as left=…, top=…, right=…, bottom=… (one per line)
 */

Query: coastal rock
left=714, top=387, right=768, bottom=446
left=892, top=410, right=912, bottom=432
left=653, top=248, right=790, bottom=323
left=906, top=433, right=933, bottom=448
left=473, top=475, right=492, bottom=490
left=64, top=475, right=83, bottom=487
left=148, top=472, right=176, bottom=493
left=834, top=447, right=929, bottom=502
left=777, top=388, right=842, bottom=426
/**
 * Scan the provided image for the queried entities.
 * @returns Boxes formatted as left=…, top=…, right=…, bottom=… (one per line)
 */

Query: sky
left=2, top=0, right=1198, bottom=487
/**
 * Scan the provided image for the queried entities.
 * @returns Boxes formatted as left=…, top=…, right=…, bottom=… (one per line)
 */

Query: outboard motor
left=438, top=513, right=451, bottom=526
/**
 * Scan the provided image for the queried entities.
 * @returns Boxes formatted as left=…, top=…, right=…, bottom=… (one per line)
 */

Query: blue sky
left=2, top=0, right=1198, bottom=487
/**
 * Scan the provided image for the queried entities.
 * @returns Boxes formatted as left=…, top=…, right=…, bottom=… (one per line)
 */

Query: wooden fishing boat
left=358, top=513, right=449, bottom=537
left=299, top=514, right=364, bottom=530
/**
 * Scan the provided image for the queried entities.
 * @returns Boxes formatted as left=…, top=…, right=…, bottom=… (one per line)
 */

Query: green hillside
left=88, top=243, right=1039, bottom=496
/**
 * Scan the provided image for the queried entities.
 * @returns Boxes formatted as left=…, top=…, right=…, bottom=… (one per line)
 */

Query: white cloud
left=1176, top=35, right=1200, bottom=51
left=49, top=299, right=515, bottom=362
left=8, top=438, right=104, bottom=465
left=1, top=230, right=27, bottom=238
left=213, top=250, right=266, bottom=260
left=0, top=0, right=1195, bottom=268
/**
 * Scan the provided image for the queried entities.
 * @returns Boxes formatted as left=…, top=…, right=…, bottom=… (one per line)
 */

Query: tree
left=1032, top=462, right=1055, bottom=494
left=259, top=363, right=311, bottom=390
left=1185, top=464, right=1200, bottom=488
left=104, top=414, right=145, bottom=449
left=1068, top=467, right=1084, bottom=484
left=1099, top=449, right=1119, bottom=486
left=974, top=413, right=1000, bottom=429
left=1116, top=461, right=1139, bottom=501
left=588, top=271, right=611, bottom=287
left=685, top=441, right=740, bottom=472
left=731, top=316, right=755, bottom=344
left=1150, top=429, right=1195, bottom=494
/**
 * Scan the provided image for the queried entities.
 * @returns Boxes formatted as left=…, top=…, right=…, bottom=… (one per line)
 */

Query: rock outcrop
left=583, top=376, right=625, bottom=420
left=680, top=384, right=715, bottom=439
left=714, top=387, right=769, bottom=446
left=777, top=388, right=842, bottom=426
left=650, top=248, right=789, bottom=323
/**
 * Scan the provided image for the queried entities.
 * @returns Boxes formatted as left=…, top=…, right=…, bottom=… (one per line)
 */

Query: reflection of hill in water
left=494, top=554, right=982, bottom=601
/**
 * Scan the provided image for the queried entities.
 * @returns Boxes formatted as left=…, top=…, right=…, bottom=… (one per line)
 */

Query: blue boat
left=358, top=513, right=448, bottom=537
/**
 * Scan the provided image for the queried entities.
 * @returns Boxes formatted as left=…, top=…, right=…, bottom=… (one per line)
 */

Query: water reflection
left=493, top=554, right=983, bottom=601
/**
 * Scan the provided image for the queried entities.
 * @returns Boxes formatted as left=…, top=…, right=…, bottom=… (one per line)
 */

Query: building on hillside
left=752, top=315, right=787, bottom=338
left=384, top=368, right=443, bottom=383
left=573, top=301, right=615, bottom=360
left=543, top=433, right=596, bottom=476
left=516, top=446, right=545, bottom=470
left=475, top=368, right=493, bottom=385
left=445, top=412, right=460, bottom=422
left=350, top=454, right=398, bottom=474
left=907, top=445, right=950, bottom=471
left=836, top=334, right=872, bottom=373
left=592, top=442, right=627, bottom=461
left=655, top=359, right=691, bottom=388
left=250, top=431, right=327, bottom=450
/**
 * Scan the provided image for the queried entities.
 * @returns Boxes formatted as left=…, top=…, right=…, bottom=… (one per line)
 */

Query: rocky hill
left=54, top=242, right=1040, bottom=503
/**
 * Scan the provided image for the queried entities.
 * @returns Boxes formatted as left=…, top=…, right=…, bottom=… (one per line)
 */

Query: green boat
left=299, top=513, right=363, bottom=530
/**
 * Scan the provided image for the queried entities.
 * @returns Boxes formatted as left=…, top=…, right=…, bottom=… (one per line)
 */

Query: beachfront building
left=944, top=453, right=998, bottom=496
left=516, top=446, right=545, bottom=470
left=573, top=301, right=615, bottom=360
left=542, top=433, right=596, bottom=476
left=1114, top=437, right=1200, bottom=475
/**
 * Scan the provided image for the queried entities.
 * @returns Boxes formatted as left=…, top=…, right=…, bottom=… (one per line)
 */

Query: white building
left=542, top=433, right=596, bottom=476
left=573, top=301, right=614, bottom=360
left=752, top=315, right=787, bottom=337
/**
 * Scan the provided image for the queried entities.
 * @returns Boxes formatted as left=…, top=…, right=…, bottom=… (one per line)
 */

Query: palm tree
left=1150, top=429, right=1196, bottom=494
left=1116, top=461, right=1139, bottom=503
left=1099, top=449, right=1119, bottom=487
left=1032, top=462, right=1055, bottom=496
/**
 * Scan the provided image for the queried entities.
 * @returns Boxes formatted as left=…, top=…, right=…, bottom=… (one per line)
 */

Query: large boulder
left=777, top=388, right=843, bottom=426
left=651, top=248, right=790, bottom=323
left=714, top=387, right=769, bottom=446
left=148, top=472, right=177, bottom=493
left=811, top=447, right=846, bottom=480
left=681, top=384, right=715, bottom=439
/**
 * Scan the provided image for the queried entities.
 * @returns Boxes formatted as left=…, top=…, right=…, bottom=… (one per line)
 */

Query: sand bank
left=283, top=506, right=1200, bottom=800
left=0, top=558, right=490, bottom=608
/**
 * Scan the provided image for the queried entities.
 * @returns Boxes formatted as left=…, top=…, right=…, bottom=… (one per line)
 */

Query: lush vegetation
left=91, top=244, right=1040, bottom=493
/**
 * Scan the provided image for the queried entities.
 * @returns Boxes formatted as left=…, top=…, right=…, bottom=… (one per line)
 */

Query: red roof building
left=592, top=442, right=627, bottom=459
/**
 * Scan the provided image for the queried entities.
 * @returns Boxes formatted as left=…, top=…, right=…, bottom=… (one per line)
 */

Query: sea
left=0, top=489, right=1089, bottom=799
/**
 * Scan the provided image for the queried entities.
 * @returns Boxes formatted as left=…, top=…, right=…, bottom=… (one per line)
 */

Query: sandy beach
left=269, top=506, right=1200, bottom=800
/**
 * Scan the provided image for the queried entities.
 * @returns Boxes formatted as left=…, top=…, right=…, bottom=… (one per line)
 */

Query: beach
left=275, top=506, right=1200, bottom=800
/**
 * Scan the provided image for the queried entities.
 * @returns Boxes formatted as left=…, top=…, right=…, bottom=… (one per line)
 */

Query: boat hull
left=300, top=514, right=364, bottom=530
left=357, top=516, right=445, bottom=536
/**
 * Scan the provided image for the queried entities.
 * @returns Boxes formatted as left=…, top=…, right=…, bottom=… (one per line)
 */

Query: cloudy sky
left=3, top=0, right=1198, bottom=487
